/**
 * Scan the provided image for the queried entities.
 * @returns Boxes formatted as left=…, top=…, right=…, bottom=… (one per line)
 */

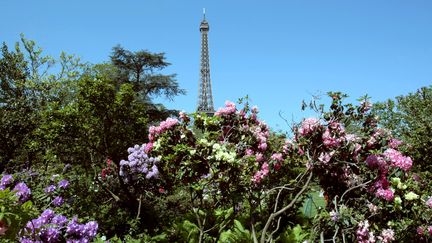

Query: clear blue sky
left=1, top=1, right=431, bottom=130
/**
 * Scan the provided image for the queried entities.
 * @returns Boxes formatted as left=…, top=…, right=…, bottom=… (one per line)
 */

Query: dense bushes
left=2, top=37, right=432, bottom=242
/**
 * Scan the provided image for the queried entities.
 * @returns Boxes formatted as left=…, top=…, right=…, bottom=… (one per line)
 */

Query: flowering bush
left=298, top=93, right=432, bottom=242
left=3, top=92, right=432, bottom=242
left=20, top=209, right=98, bottom=242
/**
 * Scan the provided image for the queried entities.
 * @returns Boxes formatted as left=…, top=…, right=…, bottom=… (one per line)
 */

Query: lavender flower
left=0, top=174, right=13, bottom=189
left=40, top=209, right=56, bottom=223
left=44, top=185, right=57, bottom=194
left=22, top=210, right=98, bottom=242
left=66, top=217, right=82, bottom=237
left=58, top=179, right=69, bottom=189
left=13, top=182, right=31, bottom=203
left=82, top=221, right=98, bottom=238
left=51, top=215, right=68, bottom=227
left=119, top=145, right=160, bottom=182
left=41, top=227, right=61, bottom=242
left=52, top=196, right=64, bottom=207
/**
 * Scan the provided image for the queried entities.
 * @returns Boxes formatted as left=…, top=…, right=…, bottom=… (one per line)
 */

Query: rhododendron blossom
left=252, top=162, right=269, bottom=184
left=271, top=153, right=283, bottom=162
left=318, top=152, right=333, bottom=164
left=378, top=229, right=395, bottom=243
left=299, top=118, right=320, bottom=136
left=404, top=191, right=419, bottom=201
left=13, top=182, right=31, bottom=203
left=383, top=148, right=412, bottom=171
left=255, top=153, right=264, bottom=162
left=322, top=129, right=341, bottom=148
left=214, top=101, right=236, bottom=116
left=388, top=138, right=402, bottom=149
left=148, top=117, right=179, bottom=141
left=426, top=197, right=432, bottom=208
left=375, top=188, right=394, bottom=201
left=366, top=155, right=388, bottom=172
left=356, top=220, right=376, bottom=243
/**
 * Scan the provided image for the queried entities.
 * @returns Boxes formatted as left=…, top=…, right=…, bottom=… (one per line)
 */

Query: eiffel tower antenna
left=197, top=9, right=215, bottom=115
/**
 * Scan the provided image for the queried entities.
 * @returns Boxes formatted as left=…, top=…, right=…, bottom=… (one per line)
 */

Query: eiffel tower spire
left=197, top=8, right=215, bottom=115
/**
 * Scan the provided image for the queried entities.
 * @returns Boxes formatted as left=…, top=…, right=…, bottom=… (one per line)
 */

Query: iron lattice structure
left=197, top=12, right=215, bottom=115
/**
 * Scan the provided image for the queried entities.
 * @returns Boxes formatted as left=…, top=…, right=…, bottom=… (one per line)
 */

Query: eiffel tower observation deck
left=197, top=9, right=215, bottom=116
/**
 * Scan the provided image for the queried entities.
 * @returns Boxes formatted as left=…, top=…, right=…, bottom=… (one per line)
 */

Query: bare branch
left=260, top=171, right=313, bottom=243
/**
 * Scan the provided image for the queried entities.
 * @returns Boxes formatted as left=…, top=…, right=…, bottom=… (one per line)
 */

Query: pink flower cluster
left=322, top=129, right=341, bottom=148
left=283, top=139, right=293, bottom=153
left=249, top=106, right=259, bottom=121
left=179, top=111, right=188, bottom=121
left=215, top=101, right=236, bottom=116
left=255, top=153, right=264, bottom=162
left=388, top=138, right=402, bottom=149
left=318, top=151, right=334, bottom=164
left=148, top=117, right=179, bottom=142
left=271, top=153, right=284, bottom=170
left=367, top=128, right=387, bottom=148
left=375, top=188, right=394, bottom=201
left=383, top=148, right=413, bottom=171
left=418, top=226, right=432, bottom=236
left=426, top=197, right=432, bottom=208
left=252, top=125, right=269, bottom=152
left=329, top=121, right=345, bottom=133
left=252, top=162, right=269, bottom=184
left=356, top=220, right=376, bottom=243
left=299, top=118, right=321, bottom=136
left=377, top=229, right=395, bottom=243
left=271, top=153, right=283, bottom=162
left=366, top=155, right=388, bottom=172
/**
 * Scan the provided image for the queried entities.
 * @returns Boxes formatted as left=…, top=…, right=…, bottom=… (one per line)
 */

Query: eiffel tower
left=197, top=9, right=215, bottom=115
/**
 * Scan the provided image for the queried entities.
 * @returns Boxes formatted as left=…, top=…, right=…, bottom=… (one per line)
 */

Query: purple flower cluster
left=1, top=174, right=32, bottom=203
left=21, top=209, right=98, bottom=243
left=0, top=174, right=13, bottom=190
left=52, top=196, right=64, bottom=207
left=45, top=185, right=57, bottom=194
left=388, top=138, right=403, bottom=149
left=13, top=182, right=31, bottom=203
left=58, top=179, right=69, bottom=189
left=44, top=179, right=69, bottom=207
left=119, top=144, right=160, bottom=183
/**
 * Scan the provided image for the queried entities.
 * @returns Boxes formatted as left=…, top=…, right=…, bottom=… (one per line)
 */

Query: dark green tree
left=110, top=45, right=185, bottom=102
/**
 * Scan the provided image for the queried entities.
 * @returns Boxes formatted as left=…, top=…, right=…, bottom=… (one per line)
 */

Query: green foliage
left=374, top=85, right=432, bottom=172
left=0, top=189, right=36, bottom=240
left=219, top=220, right=252, bottom=243
left=278, top=225, right=309, bottom=243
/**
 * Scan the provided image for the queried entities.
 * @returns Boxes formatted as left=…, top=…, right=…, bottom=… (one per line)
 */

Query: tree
left=110, top=45, right=185, bottom=102
left=0, top=35, right=85, bottom=172
left=374, top=85, right=432, bottom=172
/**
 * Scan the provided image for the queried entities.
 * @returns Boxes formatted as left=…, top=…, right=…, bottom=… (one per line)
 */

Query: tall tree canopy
left=110, top=45, right=185, bottom=101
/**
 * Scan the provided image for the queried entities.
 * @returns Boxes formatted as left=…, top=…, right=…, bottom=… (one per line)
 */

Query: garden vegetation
left=1, top=37, right=432, bottom=242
